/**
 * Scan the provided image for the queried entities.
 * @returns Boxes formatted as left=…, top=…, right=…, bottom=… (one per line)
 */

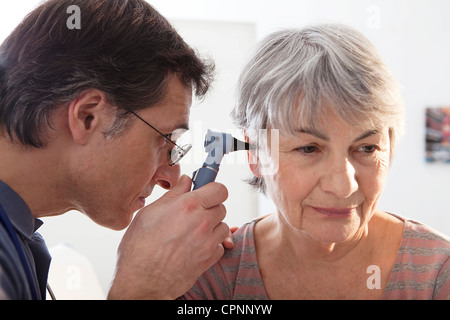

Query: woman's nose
left=319, top=157, right=358, bottom=198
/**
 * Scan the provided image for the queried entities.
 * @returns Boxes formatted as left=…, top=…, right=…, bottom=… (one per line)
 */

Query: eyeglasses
left=128, top=110, right=192, bottom=166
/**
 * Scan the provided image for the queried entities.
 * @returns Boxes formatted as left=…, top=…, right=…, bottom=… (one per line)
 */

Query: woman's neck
left=255, top=212, right=375, bottom=268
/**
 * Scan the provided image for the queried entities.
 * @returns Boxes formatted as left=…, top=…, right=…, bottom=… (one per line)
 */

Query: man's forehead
left=158, top=108, right=190, bottom=133
left=152, top=77, right=191, bottom=133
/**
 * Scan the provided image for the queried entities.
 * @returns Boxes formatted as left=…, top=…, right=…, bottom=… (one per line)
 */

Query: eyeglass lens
left=169, top=144, right=192, bottom=166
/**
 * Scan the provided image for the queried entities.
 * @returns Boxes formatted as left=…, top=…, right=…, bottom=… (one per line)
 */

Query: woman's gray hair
left=231, top=24, right=405, bottom=194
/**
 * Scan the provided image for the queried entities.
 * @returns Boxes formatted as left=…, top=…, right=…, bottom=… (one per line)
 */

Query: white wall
left=1, top=0, right=450, bottom=296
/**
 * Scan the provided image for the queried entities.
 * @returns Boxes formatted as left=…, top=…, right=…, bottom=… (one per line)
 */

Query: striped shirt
left=181, top=214, right=450, bottom=300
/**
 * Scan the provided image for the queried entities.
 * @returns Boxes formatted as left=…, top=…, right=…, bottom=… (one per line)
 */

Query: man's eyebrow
left=296, top=128, right=329, bottom=141
left=176, top=123, right=190, bottom=131
left=162, top=122, right=189, bottom=135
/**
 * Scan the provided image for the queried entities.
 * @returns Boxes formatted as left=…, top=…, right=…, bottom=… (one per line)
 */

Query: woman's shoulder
left=385, top=213, right=450, bottom=299
left=401, top=216, right=450, bottom=249
left=384, top=212, right=450, bottom=246
left=217, top=217, right=260, bottom=275
left=180, top=218, right=262, bottom=300
left=224, top=218, right=259, bottom=257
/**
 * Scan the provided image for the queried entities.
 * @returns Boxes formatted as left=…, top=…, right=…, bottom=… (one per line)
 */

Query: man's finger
left=191, top=182, right=228, bottom=209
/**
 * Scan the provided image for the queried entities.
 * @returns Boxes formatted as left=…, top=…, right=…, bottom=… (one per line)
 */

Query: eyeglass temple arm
left=127, top=110, right=180, bottom=148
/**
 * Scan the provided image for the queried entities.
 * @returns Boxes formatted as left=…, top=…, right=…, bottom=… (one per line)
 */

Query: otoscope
left=192, top=130, right=254, bottom=190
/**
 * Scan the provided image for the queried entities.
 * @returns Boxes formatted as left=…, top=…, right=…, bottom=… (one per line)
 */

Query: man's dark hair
left=0, top=0, right=214, bottom=147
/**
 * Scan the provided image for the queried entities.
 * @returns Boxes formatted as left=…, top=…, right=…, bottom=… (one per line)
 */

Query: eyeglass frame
left=126, top=110, right=192, bottom=166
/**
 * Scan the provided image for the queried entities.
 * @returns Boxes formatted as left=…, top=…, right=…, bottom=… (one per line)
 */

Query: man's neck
left=0, top=137, right=73, bottom=218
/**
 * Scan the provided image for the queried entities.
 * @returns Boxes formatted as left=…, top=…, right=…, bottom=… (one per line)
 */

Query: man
left=0, top=0, right=231, bottom=299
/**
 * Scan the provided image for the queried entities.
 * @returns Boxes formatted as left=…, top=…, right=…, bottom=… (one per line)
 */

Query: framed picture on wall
left=426, top=107, right=450, bottom=163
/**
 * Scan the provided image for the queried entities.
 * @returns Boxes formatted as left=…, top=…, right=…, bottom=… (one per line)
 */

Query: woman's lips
left=312, top=207, right=357, bottom=218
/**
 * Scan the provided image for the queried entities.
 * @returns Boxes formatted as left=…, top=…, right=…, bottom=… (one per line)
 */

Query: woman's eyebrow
left=296, top=128, right=329, bottom=141
left=296, top=128, right=380, bottom=142
left=353, top=129, right=379, bottom=142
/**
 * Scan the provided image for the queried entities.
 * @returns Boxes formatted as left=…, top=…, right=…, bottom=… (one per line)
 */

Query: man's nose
left=153, top=162, right=181, bottom=190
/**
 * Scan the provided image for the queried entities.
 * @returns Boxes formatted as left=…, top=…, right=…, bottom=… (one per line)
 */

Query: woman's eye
left=297, top=145, right=319, bottom=154
left=359, top=145, right=378, bottom=153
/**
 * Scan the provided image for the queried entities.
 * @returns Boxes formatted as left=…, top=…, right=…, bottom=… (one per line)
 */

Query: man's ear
left=67, top=89, right=110, bottom=145
left=244, top=130, right=262, bottom=178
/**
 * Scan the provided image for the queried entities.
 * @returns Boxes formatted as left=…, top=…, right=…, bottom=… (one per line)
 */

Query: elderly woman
left=181, top=24, right=450, bottom=300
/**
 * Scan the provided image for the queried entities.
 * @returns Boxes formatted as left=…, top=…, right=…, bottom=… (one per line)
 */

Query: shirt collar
left=0, top=180, right=42, bottom=239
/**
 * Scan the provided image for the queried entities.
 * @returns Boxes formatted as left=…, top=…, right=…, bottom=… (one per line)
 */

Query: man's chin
left=89, top=210, right=135, bottom=231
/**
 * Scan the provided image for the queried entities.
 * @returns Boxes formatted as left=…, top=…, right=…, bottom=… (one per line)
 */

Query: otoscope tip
left=232, top=137, right=255, bottom=151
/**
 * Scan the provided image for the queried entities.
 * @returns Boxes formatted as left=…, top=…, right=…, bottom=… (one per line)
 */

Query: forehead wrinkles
left=280, top=102, right=381, bottom=140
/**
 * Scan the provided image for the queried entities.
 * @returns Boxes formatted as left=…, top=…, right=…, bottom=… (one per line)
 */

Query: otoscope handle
left=192, top=164, right=219, bottom=190
left=191, top=129, right=253, bottom=190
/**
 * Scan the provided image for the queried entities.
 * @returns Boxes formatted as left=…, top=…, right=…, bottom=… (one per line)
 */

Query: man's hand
left=108, top=175, right=229, bottom=300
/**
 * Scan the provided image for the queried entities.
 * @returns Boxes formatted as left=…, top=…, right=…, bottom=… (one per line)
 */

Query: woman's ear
left=244, top=130, right=262, bottom=178
left=67, top=89, right=110, bottom=145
